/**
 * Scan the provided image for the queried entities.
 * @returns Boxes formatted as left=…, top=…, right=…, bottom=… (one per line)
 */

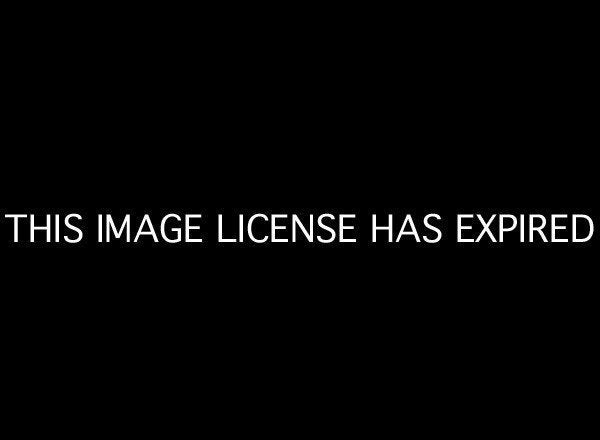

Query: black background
left=1, top=6, right=597, bottom=434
